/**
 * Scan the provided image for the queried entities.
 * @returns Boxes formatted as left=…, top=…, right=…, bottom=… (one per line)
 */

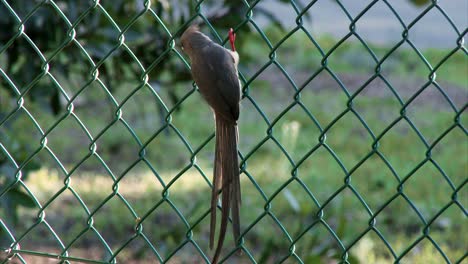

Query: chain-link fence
left=0, top=0, right=467, bottom=263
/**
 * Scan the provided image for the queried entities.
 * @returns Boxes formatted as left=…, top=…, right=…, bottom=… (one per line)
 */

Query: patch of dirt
left=261, top=70, right=467, bottom=110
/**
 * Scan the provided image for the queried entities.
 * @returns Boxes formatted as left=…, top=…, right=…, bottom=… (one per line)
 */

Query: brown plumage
left=180, top=25, right=241, bottom=263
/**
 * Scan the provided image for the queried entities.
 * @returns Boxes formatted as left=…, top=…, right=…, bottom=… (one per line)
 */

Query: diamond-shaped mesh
left=0, top=0, right=466, bottom=263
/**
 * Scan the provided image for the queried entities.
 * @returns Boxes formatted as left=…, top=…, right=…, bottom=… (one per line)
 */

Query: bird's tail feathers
left=211, top=116, right=240, bottom=263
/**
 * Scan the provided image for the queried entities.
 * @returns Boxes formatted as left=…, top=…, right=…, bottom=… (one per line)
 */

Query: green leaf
left=408, top=0, right=431, bottom=7
left=7, top=188, right=36, bottom=208
left=304, top=254, right=325, bottom=264
left=258, top=239, right=275, bottom=263
left=23, top=160, right=41, bottom=177
left=0, top=164, right=17, bottom=180
left=347, top=254, right=361, bottom=264
left=50, top=88, right=62, bottom=115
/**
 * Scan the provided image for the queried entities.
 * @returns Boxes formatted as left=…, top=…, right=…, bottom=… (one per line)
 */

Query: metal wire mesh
left=0, top=0, right=466, bottom=263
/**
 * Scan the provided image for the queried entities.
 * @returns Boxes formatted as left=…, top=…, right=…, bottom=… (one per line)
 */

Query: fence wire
left=0, top=0, right=467, bottom=263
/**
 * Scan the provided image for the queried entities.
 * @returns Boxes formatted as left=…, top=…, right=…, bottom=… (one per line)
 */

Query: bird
left=180, top=25, right=241, bottom=263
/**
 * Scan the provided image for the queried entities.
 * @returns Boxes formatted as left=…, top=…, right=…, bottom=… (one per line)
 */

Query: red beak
left=229, top=28, right=236, bottom=52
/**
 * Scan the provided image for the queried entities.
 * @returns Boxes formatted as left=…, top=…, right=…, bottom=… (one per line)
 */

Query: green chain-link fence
left=0, top=0, right=467, bottom=263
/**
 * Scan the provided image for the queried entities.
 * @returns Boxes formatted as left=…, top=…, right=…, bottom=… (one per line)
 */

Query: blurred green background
left=0, top=0, right=466, bottom=263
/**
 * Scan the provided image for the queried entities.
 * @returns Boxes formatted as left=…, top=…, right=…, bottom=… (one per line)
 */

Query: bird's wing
left=205, top=44, right=241, bottom=121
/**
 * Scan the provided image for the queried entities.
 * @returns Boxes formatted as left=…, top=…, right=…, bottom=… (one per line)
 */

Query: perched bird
left=180, top=26, right=241, bottom=263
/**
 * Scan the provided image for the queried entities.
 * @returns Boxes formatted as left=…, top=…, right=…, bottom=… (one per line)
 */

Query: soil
left=261, top=70, right=467, bottom=111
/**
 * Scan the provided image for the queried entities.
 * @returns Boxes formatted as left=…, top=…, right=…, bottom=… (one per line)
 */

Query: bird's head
left=180, top=25, right=211, bottom=57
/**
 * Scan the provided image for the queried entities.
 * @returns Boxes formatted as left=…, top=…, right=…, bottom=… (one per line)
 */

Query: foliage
left=0, top=0, right=462, bottom=262
left=0, top=0, right=300, bottom=114
left=0, top=0, right=296, bottom=248
left=0, top=128, right=39, bottom=247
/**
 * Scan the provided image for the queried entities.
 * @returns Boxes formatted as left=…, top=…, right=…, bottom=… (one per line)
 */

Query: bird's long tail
left=210, top=116, right=241, bottom=263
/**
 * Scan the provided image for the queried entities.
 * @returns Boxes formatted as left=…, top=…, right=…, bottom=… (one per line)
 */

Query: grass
left=1, top=29, right=466, bottom=263
left=242, top=26, right=467, bottom=89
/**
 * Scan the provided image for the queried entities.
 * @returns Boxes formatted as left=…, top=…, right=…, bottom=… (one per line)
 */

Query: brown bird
left=180, top=25, right=241, bottom=263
